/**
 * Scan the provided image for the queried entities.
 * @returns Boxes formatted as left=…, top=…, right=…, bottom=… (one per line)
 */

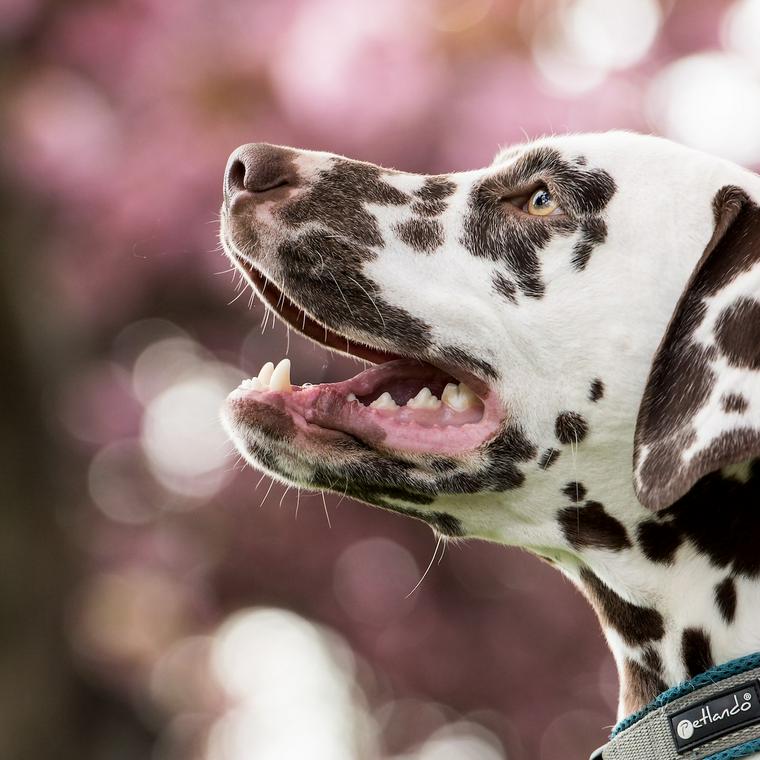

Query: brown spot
left=538, top=448, right=560, bottom=469
left=634, top=186, right=760, bottom=510
left=621, top=659, right=668, bottom=715
left=561, top=481, right=587, bottom=502
left=411, top=176, right=456, bottom=216
left=636, top=519, right=682, bottom=564
left=715, top=297, right=760, bottom=370
left=571, top=217, right=607, bottom=271
left=682, top=628, right=713, bottom=678
left=394, top=219, right=443, bottom=253
left=231, top=397, right=297, bottom=441
left=714, top=577, right=737, bottom=624
left=580, top=568, right=665, bottom=646
left=589, top=378, right=604, bottom=402
left=642, top=645, right=663, bottom=675
left=558, top=501, right=631, bottom=551
left=555, top=411, right=589, bottom=445
left=493, top=272, right=518, bottom=303
left=721, top=392, right=749, bottom=414
left=462, top=145, right=616, bottom=299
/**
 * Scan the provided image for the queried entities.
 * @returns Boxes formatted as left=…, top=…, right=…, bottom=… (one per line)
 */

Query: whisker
left=328, top=271, right=354, bottom=317
left=321, top=492, right=332, bottom=528
left=260, top=477, right=276, bottom=508
left=406, top=533, right=443, bottom=598
left=348, top=276, right=386, bottom=328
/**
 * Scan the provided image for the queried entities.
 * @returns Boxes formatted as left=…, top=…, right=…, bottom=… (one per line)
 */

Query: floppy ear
left=634, top=185, right=760, bottom=510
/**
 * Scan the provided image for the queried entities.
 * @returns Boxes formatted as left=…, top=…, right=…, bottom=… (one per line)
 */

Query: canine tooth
left=369, top=391, right=397, bottom=410
left=407, top=386, right=441, bottom=409
left=346, top=392, right=357, bottom=402
left=269, top=358, right=292, bottom=392
left=258, top=361, right=274, bottom=386
left=458, top=383, right=478, bottom=407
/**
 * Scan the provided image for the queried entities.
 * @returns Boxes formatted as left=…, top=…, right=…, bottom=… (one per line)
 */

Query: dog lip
left=227, top=360, right=506, bottom=456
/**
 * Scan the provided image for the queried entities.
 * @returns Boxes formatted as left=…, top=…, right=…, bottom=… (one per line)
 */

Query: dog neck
left=541, top=460, right=760, bottom=721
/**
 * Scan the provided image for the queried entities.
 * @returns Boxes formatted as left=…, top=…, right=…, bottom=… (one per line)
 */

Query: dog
left=219, top=131, right=760, bottom=758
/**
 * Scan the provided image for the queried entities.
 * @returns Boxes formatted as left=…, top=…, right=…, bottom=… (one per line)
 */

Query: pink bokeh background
left=2, top=1, right=757, bottom=758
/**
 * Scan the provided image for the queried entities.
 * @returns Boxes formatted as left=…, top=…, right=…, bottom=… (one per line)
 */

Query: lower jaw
left=227, top=359, right=505, bottom=456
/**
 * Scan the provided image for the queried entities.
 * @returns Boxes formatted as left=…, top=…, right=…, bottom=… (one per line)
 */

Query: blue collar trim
left=612, top=652, right=760, bottom=738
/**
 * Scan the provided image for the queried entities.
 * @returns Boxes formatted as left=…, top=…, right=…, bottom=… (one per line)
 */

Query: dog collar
left=590, top=653, right=760, bottom=760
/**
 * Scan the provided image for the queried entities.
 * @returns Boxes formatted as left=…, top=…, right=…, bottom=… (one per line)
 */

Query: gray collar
left=590, top=653, right=760, bottom=760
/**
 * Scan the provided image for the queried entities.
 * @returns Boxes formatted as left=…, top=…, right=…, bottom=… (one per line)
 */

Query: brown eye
left=525, top=187, right=561, bottom=216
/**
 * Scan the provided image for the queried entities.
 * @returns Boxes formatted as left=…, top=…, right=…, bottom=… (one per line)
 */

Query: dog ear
left=633, top=186, right=760, bottom=510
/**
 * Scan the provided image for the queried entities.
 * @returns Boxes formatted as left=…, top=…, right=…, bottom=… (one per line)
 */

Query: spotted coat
left=220, top=132, right=760, bottom=728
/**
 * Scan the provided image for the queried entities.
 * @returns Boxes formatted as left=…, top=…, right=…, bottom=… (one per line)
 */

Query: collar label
left=669, top=680, right=760, bottom=753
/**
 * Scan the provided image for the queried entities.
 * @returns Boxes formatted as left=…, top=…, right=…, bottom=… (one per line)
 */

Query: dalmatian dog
left=219, top=131, right=760, bottom=748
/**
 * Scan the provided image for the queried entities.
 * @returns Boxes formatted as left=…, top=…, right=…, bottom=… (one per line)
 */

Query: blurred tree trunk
left=0, top=186, right=150, bottom=759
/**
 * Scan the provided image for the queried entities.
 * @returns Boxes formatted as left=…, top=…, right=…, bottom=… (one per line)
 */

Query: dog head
left=220, top=131, right=760, bottom=546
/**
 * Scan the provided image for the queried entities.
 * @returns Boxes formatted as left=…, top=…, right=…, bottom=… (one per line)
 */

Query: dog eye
left=525, top=187, right=562, bottom=216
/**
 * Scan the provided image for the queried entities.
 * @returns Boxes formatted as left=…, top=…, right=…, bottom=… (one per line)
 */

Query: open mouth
left=227, top=257, right=504, bottom=456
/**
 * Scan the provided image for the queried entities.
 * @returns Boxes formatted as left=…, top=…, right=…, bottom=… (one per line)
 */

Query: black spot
left=714, top=577, right=737, bottom=624
left=555, top=411, right=589, bottom=445
left=492, top=272, right=517, bottom=303
left=439, top=425, right=536, bottom=494
left=429, top=457, right=458, bottom=473
left=561, top=481, right=587, bottom=502
left=538, top=448, right=560, bottom=469
left=721, top=392, right=749, bottom=414
left=432, top=512, right=464, bottom=537
left=558, top=501, right=631, bottom=551
left=589, top=378, right=604, bottom=402
left=571, top=217, right=607, bottom=271
left=636, top=519, right=682, bottom=564
left=580, top=568, right=665, bottom=647
left=682, top=628, right=713, bottom=678
left=715, top=297, right=760, bottom=370
left=437, top=345, right=499, bottom=381
left=662, top=463, right=760, bottom=577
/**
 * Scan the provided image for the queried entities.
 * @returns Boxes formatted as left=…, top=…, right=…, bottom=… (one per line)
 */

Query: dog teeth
left=241, top=377, right=266, bottom=391
left=369, top=391, right=398, bottom=410
left=258, top=361, right=275, bottom=386
left=406, top=386, right=441, bottom=410
left=269, top=358, right=292, bottom=392
left=346, top=392, right=357, bottom=402
left=441, top=382, right=478, bottom=411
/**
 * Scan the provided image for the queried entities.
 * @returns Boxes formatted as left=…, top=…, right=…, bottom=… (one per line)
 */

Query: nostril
left=225, top=143, right=298, bottom=201
left=251, top=177, right=290, bottom=193
left=227, top=159, right=246, bottom=193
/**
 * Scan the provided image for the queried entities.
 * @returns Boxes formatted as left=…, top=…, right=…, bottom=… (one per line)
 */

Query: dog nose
left=225, top=143, right=298, bottom=199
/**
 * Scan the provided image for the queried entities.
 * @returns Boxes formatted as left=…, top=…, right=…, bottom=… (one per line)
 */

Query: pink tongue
left=303, top=393, right=494, bottom=453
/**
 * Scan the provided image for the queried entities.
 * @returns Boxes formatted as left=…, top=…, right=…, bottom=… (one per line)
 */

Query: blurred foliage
left=0, top=0, right=752, bottom=757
